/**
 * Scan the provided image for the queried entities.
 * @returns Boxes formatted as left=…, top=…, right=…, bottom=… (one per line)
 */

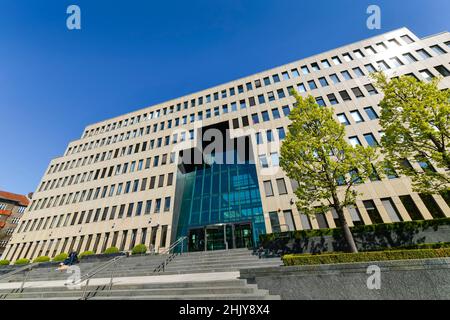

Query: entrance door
left=188, top=228, right=205, bottom=252
left=234, top=223, right=253, bottom=249
left=188, top=222, right=254, bottom=252
left=205, top=225, right=227, bottom=251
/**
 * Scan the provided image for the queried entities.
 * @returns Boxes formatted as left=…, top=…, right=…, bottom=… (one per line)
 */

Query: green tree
left=280, top=93, right=380, bottom=253
left=372, top=73, right=450, bottom=194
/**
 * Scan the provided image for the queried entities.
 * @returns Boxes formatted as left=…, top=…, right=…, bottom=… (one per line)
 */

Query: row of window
left=80, top=33, right=425, bottom=140
left=57, top=43, right=448, bottom=173
left=269, top=192, right=447, bottom=233
left=40, top=148, right=176, bottom=194
left=31, top=173, right=174, bottom=213
left=7, top=225, right=169, bottom=262
left=19, top=197, right=171, bottom=235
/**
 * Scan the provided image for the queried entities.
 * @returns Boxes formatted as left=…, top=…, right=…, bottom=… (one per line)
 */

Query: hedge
left=0, top=259, right=10, bottom=266
left=79, top=251, right=94, bottom=259
left=52, top=253, right=68, bottom=262
left=104, top=247, right=119, bottom=255
left=33, top=256, right=50, bottom=263
left=131, top=244, right=147, bottom=255
left=282, top=248, right=450, bottom=266
left=14, top=258, right=30, bottom=265
left=260, top=217, right=450, bottom=245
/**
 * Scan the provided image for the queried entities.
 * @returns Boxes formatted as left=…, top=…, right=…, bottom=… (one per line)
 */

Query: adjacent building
left=2, top=27, right=450, bottom=262
left=0, top=191, right=29, bottom=257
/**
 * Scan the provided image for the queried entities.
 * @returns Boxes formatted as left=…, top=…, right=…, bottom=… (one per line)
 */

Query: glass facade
left=175, top=162, right=265, bottom=251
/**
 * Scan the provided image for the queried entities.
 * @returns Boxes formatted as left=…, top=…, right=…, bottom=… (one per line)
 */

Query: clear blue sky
left=1, top=0, right=449, bottom=195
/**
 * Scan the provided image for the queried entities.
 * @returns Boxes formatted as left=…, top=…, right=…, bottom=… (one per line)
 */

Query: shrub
left=33, top=256, right=50, bottom=263
left=52, top=253, right=68, bottom=262
left=14, top=258, right=30, bottom=265
left=282, top=248, right=450, bottom=266
left=0, top=259, right=10, bottom=266
left=104, top=247, right=119, bottom=255
left=79, top=251, right=94, bottom=259
left=131, top=244, right=147, bottom=255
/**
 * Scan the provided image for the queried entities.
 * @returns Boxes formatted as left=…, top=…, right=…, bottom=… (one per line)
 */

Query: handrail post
left=81, top=278, right=90, bottom=300
left=19, top=266, right=30, bottom=292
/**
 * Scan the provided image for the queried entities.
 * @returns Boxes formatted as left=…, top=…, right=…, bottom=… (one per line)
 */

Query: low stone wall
left=240, top=258, right=450, bottom=300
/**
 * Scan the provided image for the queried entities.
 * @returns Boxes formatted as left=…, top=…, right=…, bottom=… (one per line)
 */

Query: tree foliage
left=280, top=92, right=380, bottom=252
left=372, top=73, right=450, bottom=194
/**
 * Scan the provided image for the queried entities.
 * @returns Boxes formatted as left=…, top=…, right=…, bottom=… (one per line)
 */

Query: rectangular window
left=316, top=97, right=326, bottom=107
left=351, top=87, right=365, bottom=98
left=145, top=200, right=152, bottom=215
left=301, top=65, right=310, bottom=74
left=329, top=74, right=340, bottom=84
left=258, top=95, right=265, bottom=104
left=364, top=84, right=378, bottom=95
left=435, top=65, right=450, bottom=77
left=377, top=60, right=390, bottom=71
left=363, top=133, right=378, bottom=146
left=365, top=63, right=376, bottom=73
left=277, top=127, right=286, bottom=140
left=318, top=77, right=329, bottom=87
left=337, top=113, right=350, bottom=125
left=419, top=69, right=434, bottom=81
left=263, top=180, right=274, bottom=197
left=341, top=70, right=352, bottom=81
left=276, top=178, right=288, bottom=195
left=321, top=59, right=331, bottom=68
left=339, top=90, right=351, bottom=101
left=364, top=106, right=379, bottom=120
left=332, top=56, right=341, bottom=65
left=269, top=212, right=281, bottom=233
left=272, top=108, right=280, bottom=119
left=401, top=34, right=414, bottom=44
left=381, top=198, right=402, bottom=222
left=402, top=52, right=417, bottom=64
left=349, top=136, right=362, bottom=147
left=399, top=195, right=423, bottom=220
left=327, top=93, right=339, bottom=105
left=297, top=83, right=306, bottom=93
left=164, top=197, right=171, bottom=212
left=308, top=80, right=317, bottom=90
left=154, top=199, right=161, bottom=213
left=390, top=57, right=404, bottom=68
left=353, top=67, right=365, bottom=77
left=350, top=110, right=364, bottom=123
left=416, top=49, right=431, bottom=60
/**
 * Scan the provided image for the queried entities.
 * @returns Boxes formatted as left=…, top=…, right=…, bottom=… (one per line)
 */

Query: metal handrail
left=160, top=236, right=187, bottom=255
left=77, top=255, right=126, bottom=300
left=153, top=236, right=187, bottom=273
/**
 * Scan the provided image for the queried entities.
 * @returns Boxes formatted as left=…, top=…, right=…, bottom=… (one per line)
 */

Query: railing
left=76, top=254, right=126, bottom=300
left=0, top=262, right=41, bottom=297
left=153, top=236, right=187, bottom=273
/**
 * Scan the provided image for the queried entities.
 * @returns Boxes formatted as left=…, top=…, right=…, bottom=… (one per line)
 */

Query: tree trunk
left=336, top=206, right=358, bottom=253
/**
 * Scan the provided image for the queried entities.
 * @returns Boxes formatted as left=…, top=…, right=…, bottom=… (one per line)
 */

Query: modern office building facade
left=0, top=191, right=29, bottom=256
left=3, top=27, right=450, bottom=261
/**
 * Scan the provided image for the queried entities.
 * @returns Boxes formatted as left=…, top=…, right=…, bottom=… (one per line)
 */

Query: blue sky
left=1, top=0, right=449, bottom=195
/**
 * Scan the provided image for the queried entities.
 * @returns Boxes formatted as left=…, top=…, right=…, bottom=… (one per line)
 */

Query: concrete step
left=1, top=286, right=262, bottom=299
left=0, top=279, right=249, bottom=294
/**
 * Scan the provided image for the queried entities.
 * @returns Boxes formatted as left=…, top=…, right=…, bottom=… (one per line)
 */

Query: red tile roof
left=0, top=191, right=30, bottom=206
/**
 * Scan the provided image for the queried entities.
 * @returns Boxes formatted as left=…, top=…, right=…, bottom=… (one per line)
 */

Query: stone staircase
left=0, top=248, right=282, bottom=300
left=0, top=279, right=278, bottom=300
